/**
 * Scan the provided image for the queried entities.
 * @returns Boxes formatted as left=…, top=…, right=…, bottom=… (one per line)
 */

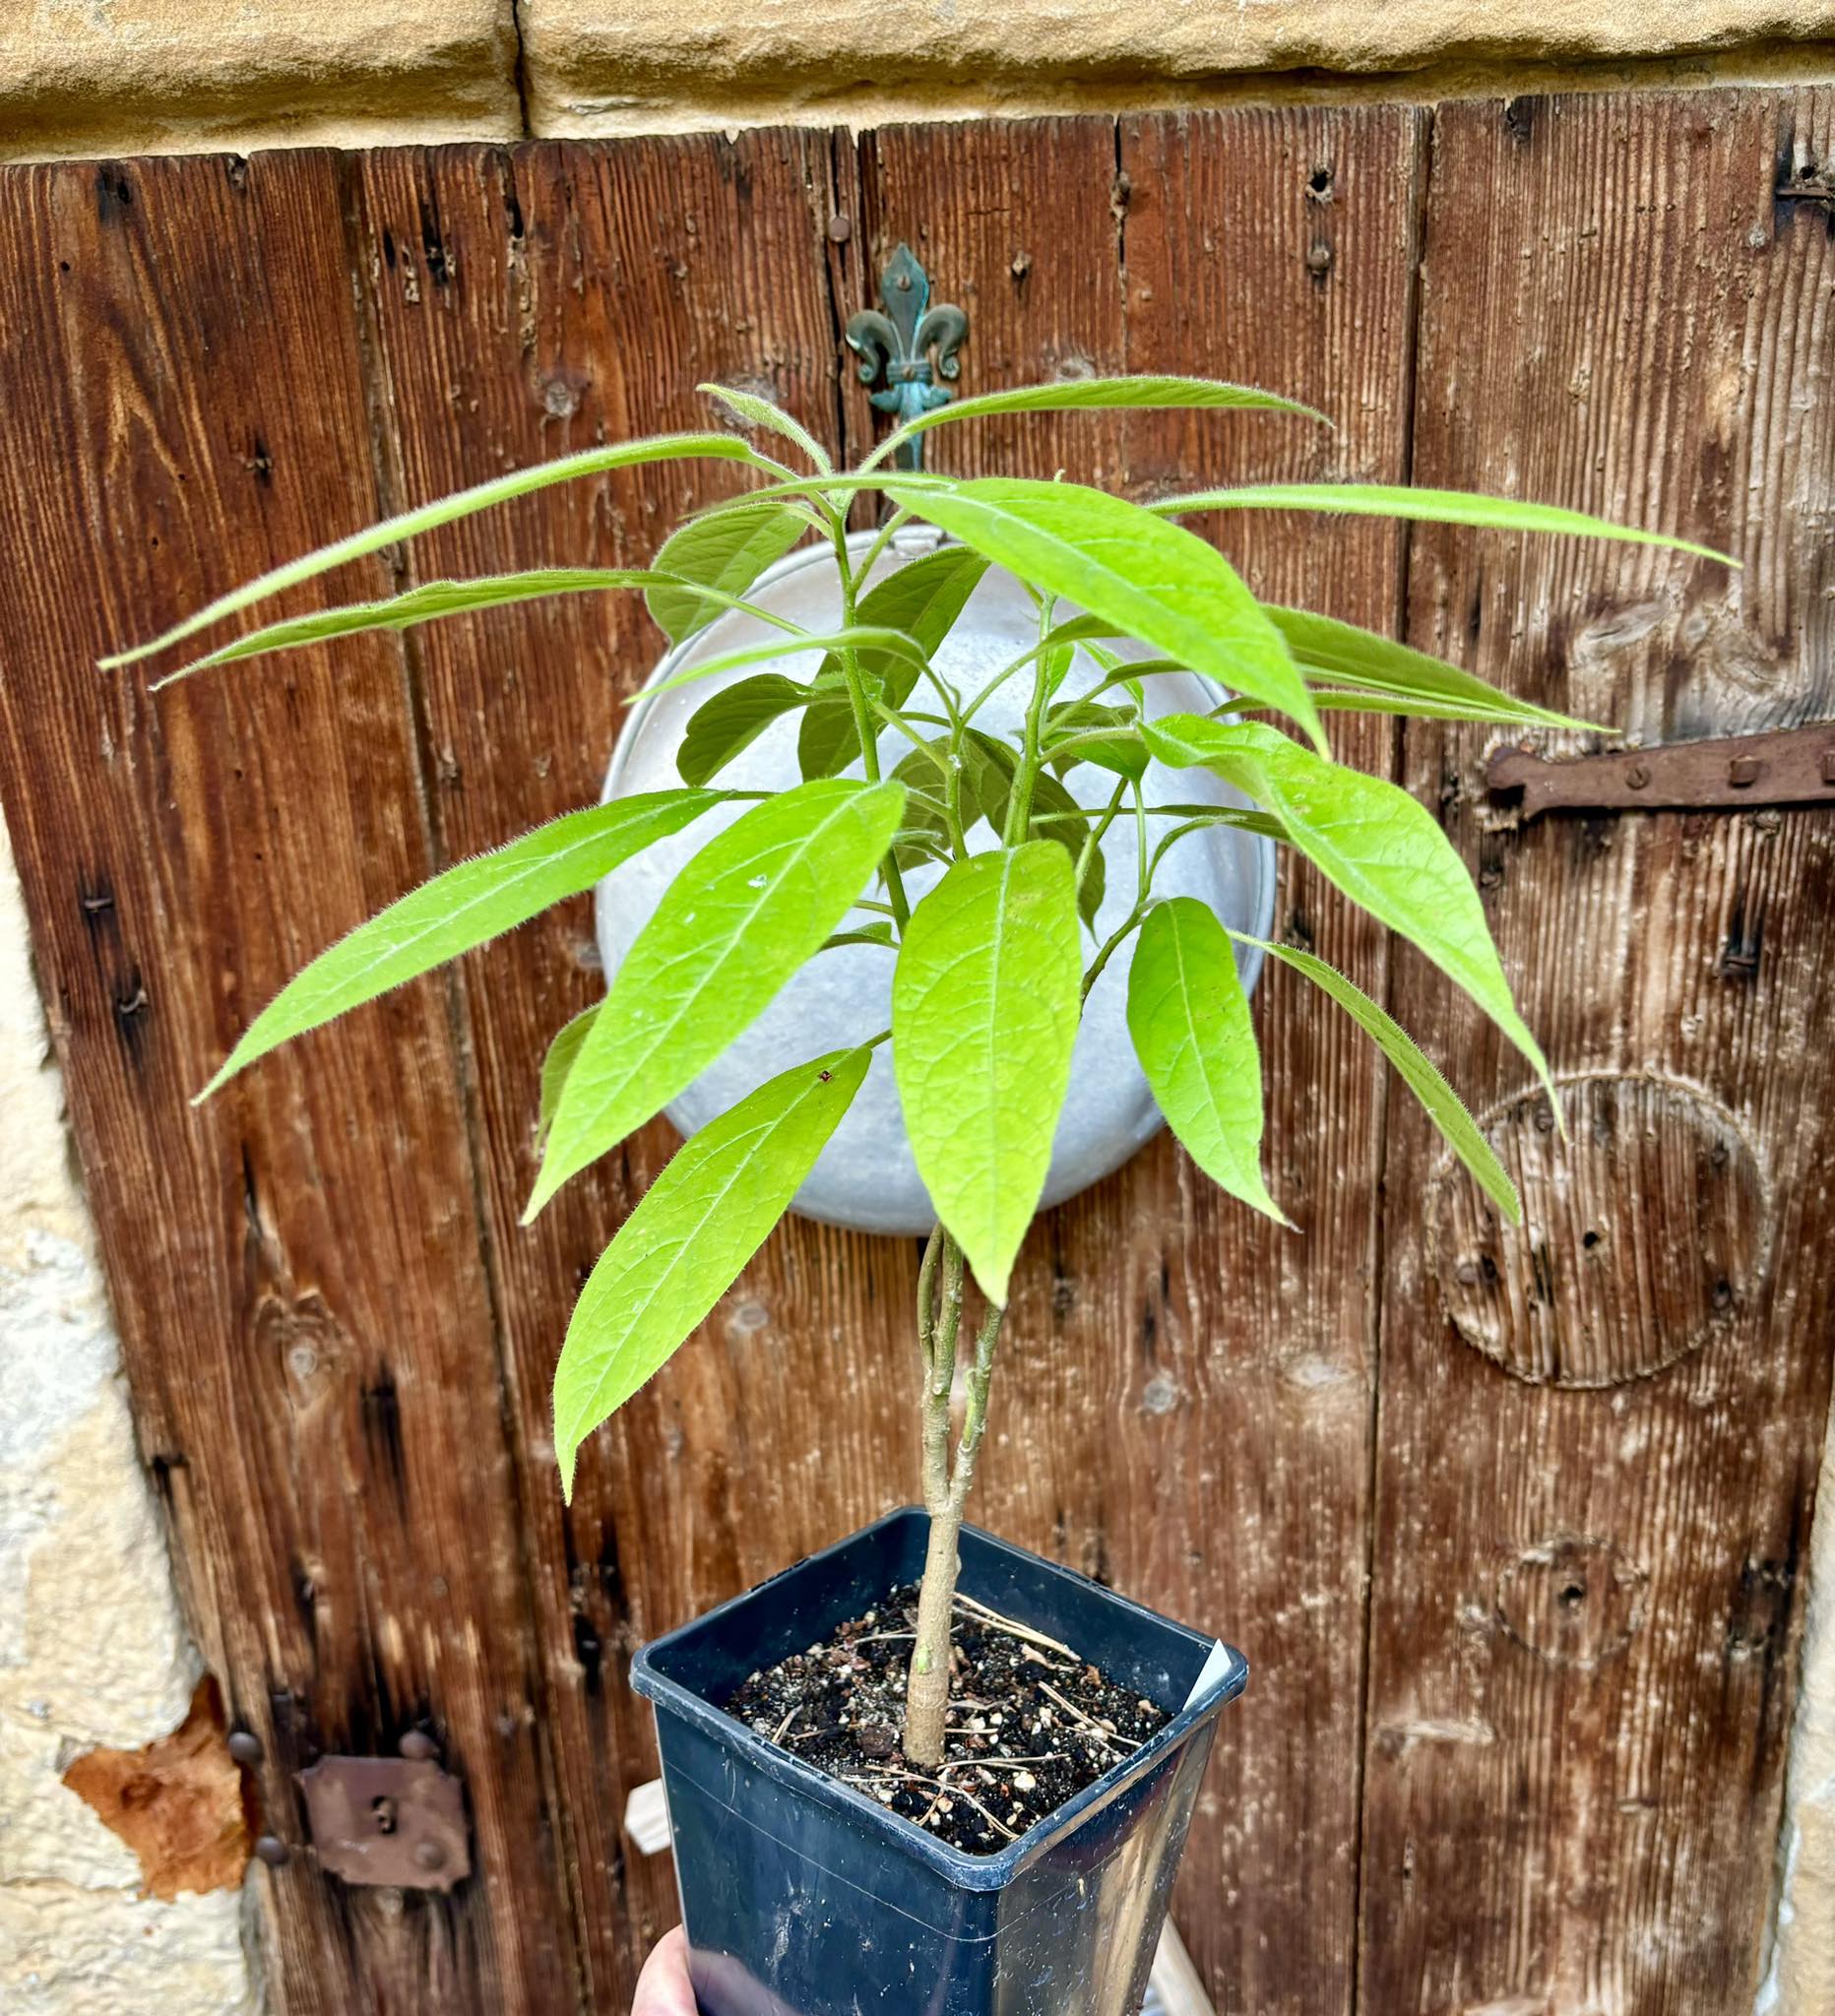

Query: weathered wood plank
left=0, top=154, right=579, bottom=2013
left=1361, top=88, right=1835, bottom=2014
left=345, top=130, right=915, bottom=2004
left=865, top=106, right=1425, bottom=2016
left=6, top=100, right=1829, bottom=2016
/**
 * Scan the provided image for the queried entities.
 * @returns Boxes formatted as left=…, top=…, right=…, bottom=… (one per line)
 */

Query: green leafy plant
left=110, top=375, right=1727, bottom=1773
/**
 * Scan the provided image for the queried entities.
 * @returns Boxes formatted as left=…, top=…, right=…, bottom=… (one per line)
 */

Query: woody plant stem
left=904, top=1223, right=1004, bottom=1770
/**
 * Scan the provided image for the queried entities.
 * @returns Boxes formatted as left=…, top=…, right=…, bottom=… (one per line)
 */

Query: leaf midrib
left=560, top=1099, right=805, bottom=1442
left=560, top=789, right=880, bottom=1155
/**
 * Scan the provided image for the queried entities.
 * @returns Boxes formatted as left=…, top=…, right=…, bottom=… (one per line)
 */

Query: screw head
left=1625, top=762, right=1652, bottom=789
left=826, top=213, right=853, bottom=244
left=412, top=1838, right=448, bottom=1871
left=398, top=1730, right=438, bottom=1762
left=1305, top=241, right=1333, bottom=275
left=226, top=1730, right=263, bottom=1766
left=254, top=1836, right=291, bottom=1868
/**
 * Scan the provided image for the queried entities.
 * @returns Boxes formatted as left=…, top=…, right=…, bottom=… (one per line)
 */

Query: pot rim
left=631, top=1505, right=1248, bottom=1893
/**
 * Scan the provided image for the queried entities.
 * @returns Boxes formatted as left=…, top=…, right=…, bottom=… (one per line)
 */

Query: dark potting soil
left=721, top=1582, right=1171, bottom=1855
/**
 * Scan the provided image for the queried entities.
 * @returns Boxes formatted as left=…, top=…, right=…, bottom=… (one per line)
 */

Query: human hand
left=633, top=1925, right=697, bottom=2014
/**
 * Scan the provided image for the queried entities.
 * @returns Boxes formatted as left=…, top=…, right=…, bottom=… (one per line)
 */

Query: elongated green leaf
left=647, top=503, right=808, bottom=646
left=889, top=736, right=972, bottom=868
left=821, top=921, right=895, bottom=952
left=872, top=375, right=1329, bottom=464
left=799, top=547, right=989, bottom=778
left=199, top=790, right=720, bottom=1100
left=1264, top=604, right=1602, bottom=729
left=552, top=1046, right=869, bottom=1497
left=1153, top=483, right=1736, bottom=565
left=1301, top=688, right=1581, bottom=724
left=1041, top=613, right=1129, bottom=649
left=1144, top=715, right=1551, bottom=1095
left=669, top=472, right=949, bottom=532
left=1127, top=900, right=1286, bottom=1224
left=698, top=383, right=833, bottom=473
left=538, top=1004, right=600, bottom=1151
left=1243, top=937, right=1520, bottom=1223
left=888, top=478, right=1327, bottom=753
left=1087, top=658, right=1191, bottom=696
left=640, top=626, right=927, bottom=702
left=678, top=674, right=816, bottom=786
left=1036, top=774, right=1106, bottom=928
left=1153, top=807, right=1289, bottom=850
left=104, top=433, right=780, bottom=668
left=1044, top=698, right=1148, bottom=782
left=155, top=570, right=662, bottom=686
left=892, top=844, right=1082, bottom=1302
left=529, top=780, right=906, bottom=1218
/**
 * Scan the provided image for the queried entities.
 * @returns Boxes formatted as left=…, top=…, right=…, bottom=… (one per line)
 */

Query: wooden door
left=0, top=89, right=1828, bottom=2015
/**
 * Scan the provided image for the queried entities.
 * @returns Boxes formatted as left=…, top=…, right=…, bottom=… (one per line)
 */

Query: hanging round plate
left=597, top=528, right=1277, bottom=1235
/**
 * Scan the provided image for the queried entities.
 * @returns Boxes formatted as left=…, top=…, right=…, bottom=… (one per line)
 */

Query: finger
left=632, top=1925, right=698, bottom=2016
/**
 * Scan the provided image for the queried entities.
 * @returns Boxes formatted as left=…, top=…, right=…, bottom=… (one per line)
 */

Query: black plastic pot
left=631, top=1507, right=1247, bottom=2015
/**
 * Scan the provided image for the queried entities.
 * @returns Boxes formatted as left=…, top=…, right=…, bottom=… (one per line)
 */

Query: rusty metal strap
left=1488, top=724, right=1835, bottom=821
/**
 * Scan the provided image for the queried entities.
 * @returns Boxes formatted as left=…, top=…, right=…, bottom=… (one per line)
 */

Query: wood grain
left=1360, top=89, right=1835, bottom=2015
left=866, top=106, right=1425, bottom=2016
left=0, top=154, right=579, bottom=2014
left=1, top=97, right=1830, bottom=2016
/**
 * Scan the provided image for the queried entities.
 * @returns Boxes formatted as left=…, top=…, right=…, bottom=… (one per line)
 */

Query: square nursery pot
left=631, top=1507, right=1247, bottom=2015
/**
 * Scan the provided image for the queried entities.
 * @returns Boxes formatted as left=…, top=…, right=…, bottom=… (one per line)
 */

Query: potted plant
left=108, top=371, right=1722, bottom=2014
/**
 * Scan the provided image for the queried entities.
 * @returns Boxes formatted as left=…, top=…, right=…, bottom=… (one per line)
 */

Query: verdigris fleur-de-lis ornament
left=845, top=243, right=970, bottom=472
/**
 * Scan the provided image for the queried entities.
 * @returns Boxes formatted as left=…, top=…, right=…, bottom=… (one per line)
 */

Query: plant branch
left=916, top=1223, right=944, bottom=1384
left=1075, top=777, right=1129, bottom=896
left=949, top=1298, right=1004, bottom=1511
left=1082, top=900, right=1149, bottom=1002
left=1000, top=597, right=1059, bottom=846
left=826, top=515, right=913, bottom=930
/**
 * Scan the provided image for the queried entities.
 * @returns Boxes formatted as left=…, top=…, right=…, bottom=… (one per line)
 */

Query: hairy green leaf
left=1265, top=604, right=1602, bottom=729
left=821, top=921, right=896, bottom=952
left=1128, top=899, right=1285, bottom=1224
left=104, top=433, right=780, bottom=668
left=529, top=780, right=906, bottom=1218
left=678, top=674, right=816, bottom=786
left=538, top=1004, right=600, bottom=1151
left=154, top=570, right=661, bottom=686
left=889, top=736, right=972, bottom=868
left=1044, top=698, right=1148, bottom=783
left=799, top=547, right=989, bottom=779
left=873, top=375, right=1329, bottom=465
left=552, top=1047, right=869, bottom=1497
left=1144, top=715, right=1550, bottom=1095
left=199, top=790, right=720, bottom=1100
left=697, top=383, right=833, bottom=473
left=1153, top=483, right=1736, bottom=564
left=1243, top=937, right=1521, bottom=1223
left=892, top=844, right=1082, bottom=1302
left=888, top=478, right=1327, bottom=752
left=1040, top=613, right=1130, bottom=649
left=647, top=502, right=809, bottom=646
left=642, top=626, right=927, bottom=702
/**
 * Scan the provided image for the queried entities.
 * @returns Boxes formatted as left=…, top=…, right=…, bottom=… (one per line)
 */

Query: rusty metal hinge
left=1487, top=724, right=1835, bottom=821
left=298, top=1738, right=471, bottom=1892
